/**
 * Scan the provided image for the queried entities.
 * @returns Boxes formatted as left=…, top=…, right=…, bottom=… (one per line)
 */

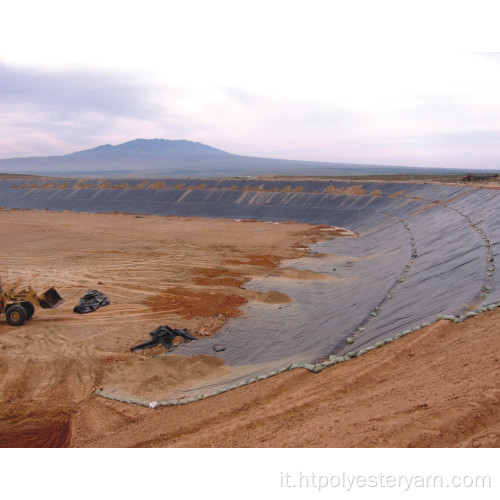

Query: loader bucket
left=38, top=287, right=65, bottom=309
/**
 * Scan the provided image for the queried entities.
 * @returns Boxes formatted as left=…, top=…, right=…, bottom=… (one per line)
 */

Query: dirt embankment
left=0, top=209, right=498, bottom=448
left=74, top=309, right=500, bottom=448
left=0, top=210, right=340, bottom=446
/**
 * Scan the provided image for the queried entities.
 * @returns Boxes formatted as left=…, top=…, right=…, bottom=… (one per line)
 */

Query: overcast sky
left=1, top=1, right=499, bottom=169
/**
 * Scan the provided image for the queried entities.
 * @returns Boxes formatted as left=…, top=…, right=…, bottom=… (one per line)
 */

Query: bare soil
left=261, top=173, right=500, bottom=188
left=0, top=210, right=335, bottom=446
left=0, top=209, right=498, bottom=447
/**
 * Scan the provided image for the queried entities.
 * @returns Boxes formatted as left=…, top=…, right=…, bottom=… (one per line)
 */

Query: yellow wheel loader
left=0, top=277, right=65, bottom=326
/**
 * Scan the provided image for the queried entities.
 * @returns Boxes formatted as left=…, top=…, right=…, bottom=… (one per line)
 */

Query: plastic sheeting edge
left=95, top=300, right=500, bottom=408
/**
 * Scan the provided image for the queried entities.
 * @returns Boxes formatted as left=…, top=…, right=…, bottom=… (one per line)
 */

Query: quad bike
left=0, top=277, right=65, bottom=326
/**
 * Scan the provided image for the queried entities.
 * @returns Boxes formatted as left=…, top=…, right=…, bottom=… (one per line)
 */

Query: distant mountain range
left=0, top=138, right=467, bottom=177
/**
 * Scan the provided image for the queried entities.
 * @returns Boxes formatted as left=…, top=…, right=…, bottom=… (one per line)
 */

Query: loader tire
left=21, top=301, right=35, bottom=320
left=6, top=305, right=27, bottom=326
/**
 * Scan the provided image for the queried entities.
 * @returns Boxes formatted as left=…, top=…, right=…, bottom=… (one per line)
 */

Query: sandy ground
left=0, top=209, right=498, bottom=447
left=261, top=173, right=500, bottom=189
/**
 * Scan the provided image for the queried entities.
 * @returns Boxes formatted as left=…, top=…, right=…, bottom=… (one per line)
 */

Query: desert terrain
left=0, top=207, right=499, bottom=447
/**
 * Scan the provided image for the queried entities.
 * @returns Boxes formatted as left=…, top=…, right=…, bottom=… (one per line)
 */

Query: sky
left=1, top=0, right=499, bottom=169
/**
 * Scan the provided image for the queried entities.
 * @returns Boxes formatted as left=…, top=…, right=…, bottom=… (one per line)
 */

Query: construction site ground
left=0, top=209, right=499, bottom=448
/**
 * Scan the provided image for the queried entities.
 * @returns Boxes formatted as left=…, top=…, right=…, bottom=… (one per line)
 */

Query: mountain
left=69, top=138, right=230, bottom=159
left=0, top=139, right=233, bottom=176
left=0, top=138, right=465, bottom=177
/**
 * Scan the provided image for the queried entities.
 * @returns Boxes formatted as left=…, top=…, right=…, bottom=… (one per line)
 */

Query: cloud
left=0, top=63, right=166, bottom=157
left=1, top=52, right=500, bottom=169
left=0, top=63, right=158, bottom=117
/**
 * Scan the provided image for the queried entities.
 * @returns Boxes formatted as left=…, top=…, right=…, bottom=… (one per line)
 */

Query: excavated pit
left=1, top=178, right=498, bottom=403
left=0, top=410, right=72, bottom=448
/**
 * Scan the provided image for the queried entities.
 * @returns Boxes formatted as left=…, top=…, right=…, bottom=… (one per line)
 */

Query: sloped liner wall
left=1, top=179, right=498, bottom=405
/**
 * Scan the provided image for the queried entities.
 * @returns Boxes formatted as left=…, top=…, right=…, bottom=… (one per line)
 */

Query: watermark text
left=280, top=471, right=492, bottom=492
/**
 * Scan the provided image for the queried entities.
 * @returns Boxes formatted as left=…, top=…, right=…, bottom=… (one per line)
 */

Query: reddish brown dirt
left=0, top=210, right=336, bottom=447
left=192, top=267, right=246, bottom=287
left=74, top=311, right=500, bottom=448
left=0, top=410, right=72, bottom=448
left=143, top=288, right=248, bottom=318
left=0, top=210, right=498, bottom=448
